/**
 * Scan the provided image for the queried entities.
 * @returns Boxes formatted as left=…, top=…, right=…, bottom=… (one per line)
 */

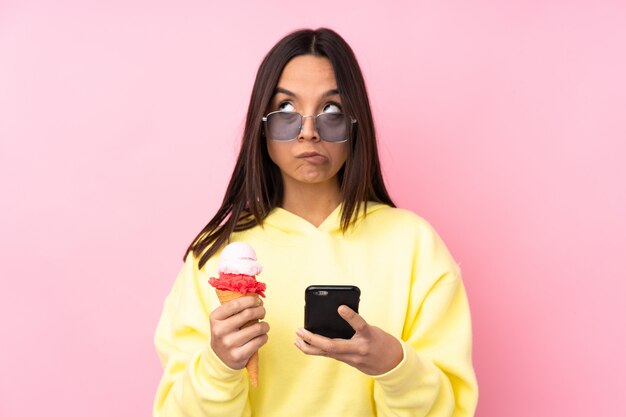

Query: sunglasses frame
left=262, top=110, right=357, bottom=143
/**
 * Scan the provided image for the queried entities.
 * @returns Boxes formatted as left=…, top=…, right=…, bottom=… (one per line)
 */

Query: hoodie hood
left=262, top=201, right=389, bottom=237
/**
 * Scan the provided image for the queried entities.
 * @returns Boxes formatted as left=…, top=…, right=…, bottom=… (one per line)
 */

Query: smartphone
left=304, top=285, right=361, bottom=339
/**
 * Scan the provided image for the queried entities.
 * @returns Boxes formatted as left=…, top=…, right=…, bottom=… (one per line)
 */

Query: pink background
left=1, top=1, right=625, bottom=416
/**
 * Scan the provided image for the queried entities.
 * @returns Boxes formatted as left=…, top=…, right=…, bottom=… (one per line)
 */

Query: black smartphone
left=304, top=285, right=361, bottom=339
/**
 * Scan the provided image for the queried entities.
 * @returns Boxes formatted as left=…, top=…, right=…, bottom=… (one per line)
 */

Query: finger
left=294, top=336, right=366, bottom=367
left=224, top=321, right=270, bottom=349
left=230, top=333, right=269, bottom=368
left=294, top=338, right=329, bottom=356
left=211, top=305, right=265, bottom=340
left=295, top=328, right=353, bottom=355
left=219, top=305, right=266, bottom=332
left=212, top=295, right=262, bottom=320
left=338, top=305, right=369, bottom=334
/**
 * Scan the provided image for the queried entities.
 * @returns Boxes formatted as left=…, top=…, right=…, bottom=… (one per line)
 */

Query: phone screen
left=304, top=285, right=360, bottom=339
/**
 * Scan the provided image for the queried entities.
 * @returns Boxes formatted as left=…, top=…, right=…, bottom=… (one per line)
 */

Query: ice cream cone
left=210, top=243, right=265, bottom=387
left=215, top=289, right=260, bottom=387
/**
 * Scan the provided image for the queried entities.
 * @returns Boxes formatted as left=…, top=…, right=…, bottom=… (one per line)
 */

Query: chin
left=284, top=171, right=326, bottom=183
left=296, top=176, right=327, bottom=184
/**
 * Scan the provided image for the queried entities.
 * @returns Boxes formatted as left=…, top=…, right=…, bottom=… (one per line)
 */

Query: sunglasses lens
left=264, top=112, right=352, bottom=142
left=317, top=113, right=349, bottom=142
left=265, top=112, right=301, bottom=141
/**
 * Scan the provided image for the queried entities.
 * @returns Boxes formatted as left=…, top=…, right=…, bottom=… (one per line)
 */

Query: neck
left=281, top=178, right=342, bottom=227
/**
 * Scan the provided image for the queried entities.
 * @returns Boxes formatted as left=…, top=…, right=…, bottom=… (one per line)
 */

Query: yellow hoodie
left=154, top=203, right=478, bottom=416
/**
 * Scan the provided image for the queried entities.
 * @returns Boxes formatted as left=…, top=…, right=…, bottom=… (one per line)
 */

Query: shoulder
left=362, top=203, right=438, bottom=238
left=181, top=248, right=220, bottom=281
left=363, top=204, right=461, bottom=278
left=356, top=203, right=454, bottom=257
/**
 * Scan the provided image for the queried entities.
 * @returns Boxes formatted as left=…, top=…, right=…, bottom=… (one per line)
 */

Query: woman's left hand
left=294, top=305, right=403, bottom=376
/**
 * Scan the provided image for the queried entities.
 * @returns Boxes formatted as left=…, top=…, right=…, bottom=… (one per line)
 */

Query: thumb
left=338, top=305, right=368, bottom=334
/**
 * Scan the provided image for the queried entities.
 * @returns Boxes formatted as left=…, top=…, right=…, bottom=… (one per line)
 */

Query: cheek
left=266, top=140, right=278, bottom=162
left=331, top=144, right=349, bottom=168
left=266, top=141, right=289, bottom=167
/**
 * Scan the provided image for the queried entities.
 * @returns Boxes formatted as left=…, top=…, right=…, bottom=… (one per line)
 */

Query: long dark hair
left=187, top=28, right=395, bottom=268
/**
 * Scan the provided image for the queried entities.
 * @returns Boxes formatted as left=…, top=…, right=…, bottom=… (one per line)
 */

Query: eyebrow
left=274, top=87, right=340, bottom=98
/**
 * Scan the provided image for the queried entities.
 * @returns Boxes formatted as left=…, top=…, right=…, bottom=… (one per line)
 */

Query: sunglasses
left=262, top=111, right=357, bottom=143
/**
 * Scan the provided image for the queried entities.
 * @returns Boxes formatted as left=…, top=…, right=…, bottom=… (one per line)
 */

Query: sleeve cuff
left=371, top=337, right=438, bottom=392
left=201, top=345, right=245, bottom=383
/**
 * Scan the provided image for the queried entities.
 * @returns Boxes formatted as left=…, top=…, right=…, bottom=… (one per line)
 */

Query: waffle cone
left=215, top=289, right=260, bottom=387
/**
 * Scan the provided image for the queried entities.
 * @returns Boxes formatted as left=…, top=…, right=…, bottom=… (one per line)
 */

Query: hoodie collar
left=263, top=201, right=388, bottom=235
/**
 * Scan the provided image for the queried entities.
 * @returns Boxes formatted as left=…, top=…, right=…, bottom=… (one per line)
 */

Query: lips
left=296, top=151, right=328, bottom=164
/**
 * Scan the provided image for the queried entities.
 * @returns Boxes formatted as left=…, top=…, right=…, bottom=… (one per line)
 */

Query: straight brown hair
left=187, top=28, right=395, bottom=269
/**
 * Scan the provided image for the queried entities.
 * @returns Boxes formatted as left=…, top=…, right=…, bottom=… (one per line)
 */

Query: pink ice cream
left=218, top=242, right=263, bottom=276
left=209, top=242, right=266, bottom=297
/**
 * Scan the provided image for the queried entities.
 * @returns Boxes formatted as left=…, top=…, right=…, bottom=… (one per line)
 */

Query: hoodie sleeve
left=153, top=253, right=251, bottom=417
left=371, top=221, right=479, bottom=417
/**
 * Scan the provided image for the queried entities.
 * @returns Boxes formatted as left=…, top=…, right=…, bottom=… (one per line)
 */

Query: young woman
left=154, top=28, right=478, bottom=417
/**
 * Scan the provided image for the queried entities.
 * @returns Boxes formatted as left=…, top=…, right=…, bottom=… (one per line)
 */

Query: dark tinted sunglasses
left=262, top=111, right=356, bottom=143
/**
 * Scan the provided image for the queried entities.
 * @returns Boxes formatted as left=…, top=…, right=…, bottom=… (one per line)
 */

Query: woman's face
left=265, top=55, right=349, bottom=189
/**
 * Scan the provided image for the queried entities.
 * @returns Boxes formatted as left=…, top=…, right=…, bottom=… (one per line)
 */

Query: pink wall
left=1, top=1, right=625, bottom=416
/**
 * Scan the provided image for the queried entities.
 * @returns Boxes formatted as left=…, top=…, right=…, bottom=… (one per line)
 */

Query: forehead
left=276, top=55, right=337, bottom=92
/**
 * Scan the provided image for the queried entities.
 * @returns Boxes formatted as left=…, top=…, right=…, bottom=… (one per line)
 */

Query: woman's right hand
left=209, top=296, right=269, bottom=370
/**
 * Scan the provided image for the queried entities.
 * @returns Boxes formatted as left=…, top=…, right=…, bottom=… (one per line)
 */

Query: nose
left=299, top=115, right=320, bottom=142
